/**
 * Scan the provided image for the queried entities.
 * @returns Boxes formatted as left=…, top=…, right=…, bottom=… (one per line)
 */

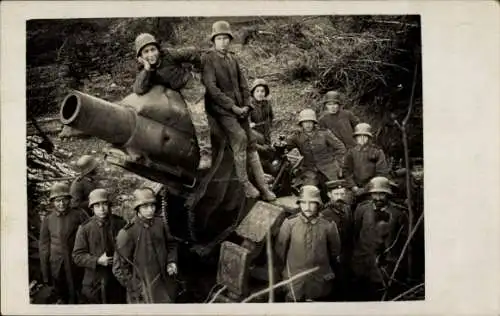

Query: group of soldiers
left=36, top=20, right=409, bottom=304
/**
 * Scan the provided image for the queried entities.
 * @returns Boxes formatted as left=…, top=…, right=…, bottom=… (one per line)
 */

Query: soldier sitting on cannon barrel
left=133, top=33, right=213, bottom=171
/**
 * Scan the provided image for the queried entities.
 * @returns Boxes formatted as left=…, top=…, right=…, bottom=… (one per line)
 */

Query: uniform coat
left=70, top=176, right=97, bottom=216
left=285, top=128, right=346, bottom=181
left=112, top=216, right=178, bottom=303
left=275, top=213, right=341, bottom=301
left=72, top=214, right=127, bottom=304
left=39, top=207, right=89, bottom=303
left=343, top=143, right=390, bottom=189
left=318, top=110, right=360, bottom=149
left=249, top=99, right=274, bottom=144
left=351, top=201, right=406, bottom=284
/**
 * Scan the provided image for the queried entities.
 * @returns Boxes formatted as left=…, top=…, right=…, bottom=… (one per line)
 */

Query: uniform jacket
left=321, top=202, right=353, bottom=256
left=351, top=201, right=406, bottom=283
left=318, top=110, right=360, bottom=149
left=249, top=98, right=274, bottom=144
left=72, top=214, right=127, bottom=303
left=39, top=207, right=89, bottom=300
left=112, top=216, right=178, bottom=303
left=342, top=143, right=390, bottom=189
left=275, top=213, right=341, bottom=300
left=285, top=128, right=346, bottom=180
left=70, top=176, right=98, bottom=216
left=133, top=47, right=202, bottom=95
left=202, top=49, right=251, bottom=117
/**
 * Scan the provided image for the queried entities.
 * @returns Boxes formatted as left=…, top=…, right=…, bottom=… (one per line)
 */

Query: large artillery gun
left=59, top=86, right=300, bottom=302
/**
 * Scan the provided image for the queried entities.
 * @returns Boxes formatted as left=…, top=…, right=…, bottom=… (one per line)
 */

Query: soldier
left=202, top=20, right=276, bottom=201
left=70, top=155, right=100, bottom=217
left=342, top=123, right=390, bottom=201
left=321, top=180, right=354, bottom=301
left=351, top=177, right=406, bottom=301
left=249, top=78, right=274, bottom=146
left=112, top=188, right=179, bottom=303
left=72, top=189, right=127, bottom=304
left=39, top=182, right=89, bottom=303
left=285, top=108, right=346, bottom=201
left=318, top=91, right=360, bottom=149
left=133, top=33, right=212, bottom=170
left=275, top=185, right=341, bottom=302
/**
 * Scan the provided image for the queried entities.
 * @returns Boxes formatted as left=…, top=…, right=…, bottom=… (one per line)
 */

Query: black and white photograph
left=26, top=14, right=424, bottom=304
left=2, top=1, right=500, bottom=315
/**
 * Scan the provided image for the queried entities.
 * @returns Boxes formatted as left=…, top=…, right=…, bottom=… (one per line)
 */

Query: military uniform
left=351, top=200, right=406, bottom=300
left=250, top=98, right=274, bottom=145
left=112, top=216, right=178, bottom=303
left=318, top=110, right=360, bottom=149
left=39, top=207, right=89, bottom=303
left=275, top=212, right=341, bottom=301
left=72, top=214, right=127, bottom=304
left=343, top=143, right=390, bottom=190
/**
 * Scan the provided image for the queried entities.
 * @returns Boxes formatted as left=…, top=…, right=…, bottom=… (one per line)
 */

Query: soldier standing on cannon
left=70, top=155, right=100, bottom=217
left=133, top=32, right=213, bottom=171
left=39, top=182, right=89, bottom=304
left=284, top=108, right=346, bottom=201
left=350, top=177, right=406, bottom=301
left=275, top=185, right=341, bottom=302
left=72, top=189, right=127, bottom=304
left=112, top=188, right=179, bottom=303
left=202, top=20, right=276, bottom=201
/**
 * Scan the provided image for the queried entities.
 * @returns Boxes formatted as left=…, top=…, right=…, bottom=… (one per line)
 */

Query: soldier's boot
left=234, top=152, right=260, bottom=199
left=248, top=150, right=277, bottom=201
left=193, top=123, right=213, bottom=170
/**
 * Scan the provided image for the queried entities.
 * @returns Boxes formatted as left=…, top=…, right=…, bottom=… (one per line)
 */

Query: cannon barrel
left=60, top=90, right=198, bottom=171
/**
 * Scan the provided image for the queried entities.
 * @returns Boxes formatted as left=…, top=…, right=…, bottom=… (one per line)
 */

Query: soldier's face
left=300, top=200, right=319, bottom=217
left=92, top=202, right=109, bottom=219
left=325, top=102, right=340, bottom=114
left=53, top=196, right=70, bottom=212
left=253, top=86, right=267, bottom=101
left=328, top=188, right=347, bottom=203
left=141, top=44, right=160, bottom=65
left=371, top=192, right=388, bottom=208
left=301, top=121, right=315, bottom=132
left=214, top=34, right=231, bottom=51
left=355, top=135, right=369, bottom=146
left=138, top=203, right=156, bottom=219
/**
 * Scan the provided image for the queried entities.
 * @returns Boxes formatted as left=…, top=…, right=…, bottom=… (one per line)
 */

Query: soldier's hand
left=137, top=57, right=151, bottom=71
left=231, top=106, right=245, bottom=116
left=167, top=263, right=178, bottom=276
left=249, top=122, right=256, bottom=128
left=97, top=253, right=113, bottom=266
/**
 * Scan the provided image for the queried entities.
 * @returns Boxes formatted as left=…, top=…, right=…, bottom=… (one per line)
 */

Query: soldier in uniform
left=72, top=189, right=127, bottom=304
left=275, top=185, right=341, bottom=302
left=39, top=182, right=89, bottom=303
left=321, top=179, right=354, bottom=300
left=70, top=155, right=100, bottom=217
left=342, top=123, right=390, bottom=202
left=133, top=33, right=213, bottom=170
left=202, top=20, right=276, bottom=201
left=351, top=177, right=406, bottom=301
left=285, top=108, right=346, bottom=201
left=318, top=90, right=360, bottom=149
left=112, top=188, right=179, bottom=303
left=249, top=78, right=274, bottom=146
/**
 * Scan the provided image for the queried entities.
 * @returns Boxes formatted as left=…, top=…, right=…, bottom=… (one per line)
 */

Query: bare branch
left=391, top=283, right=424, bottom=301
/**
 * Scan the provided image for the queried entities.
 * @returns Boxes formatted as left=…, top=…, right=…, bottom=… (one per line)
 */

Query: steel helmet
left=50, top=182, right=71, bottom=200
left=210, top=21, right=234, bottom=42
left=297, top=185, right=322, bottom=205
left=297, top=108, right=318, bottom=124
left=322, top=90, right=342, bottom=104
left=88, top=188, right=109, bottom=208
left=250, top=78, right=270, bottom=97
left=135, top=33, right=160, bottom=57
left=353, top=123, right=373, bottom=137
left=132, top=188, right=157, bottom=210
left=367, top=176, right=393, bottom=195
left=76, top=155, right=98, bottom=177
